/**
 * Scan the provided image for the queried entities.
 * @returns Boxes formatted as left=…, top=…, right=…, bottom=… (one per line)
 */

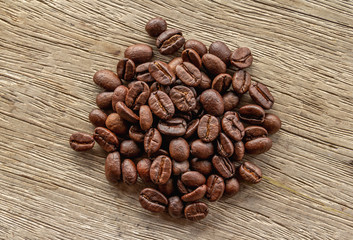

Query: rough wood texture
left=1, top=0, right=353, bottom=239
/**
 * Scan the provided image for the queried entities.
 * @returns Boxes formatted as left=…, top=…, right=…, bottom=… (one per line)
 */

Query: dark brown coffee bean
left=121, top=159, right=137, bottom=185
left=232, top=70, right=251, bottom=95
left=190, top=158, right=212, bottom=176
left=212, top=73, right=232, bottom=93
left=69, top=132, right=95, bottom=151
left=128, top=125, right=144, bottom=143
left=198, top=72, right=212, bottom=90
left=239, top=161, right=262, bottom=183
left=176, top=62, right=201, bottom=87
left=135, top=62, right=153, bottom=83
left=206, top=174, right=225, bottom=202
left=149, top=60, right=176, bottom=86
left=184, top=119, right=200, bottom=139
left=169, top=138, right=189, bottom=162
left=93, top=127, right=119, bottom=152
left=139, top=188, right=168, bottom=212
left=148, top=91, right=175, bottom=120
left=181, top=48, right=202, bottom=69
left=181, top=184, right=206, bottom=202
left=231, top=141, right=245, bottom=161
left=145, top=17, right=167, bottom=37
left=172, top=160, right=190, bottom=176
left=184, top=202, right=208, bottom=221
left=221, top=111, right=244, bottom=141
left=197, top=114, right=220, bottom=142
left=137, top=158, right=152, bottom=183
left=262, top=113, right=281, bottom=135
left=150, top=82, right=171, bottom=94
left=144, top=128, right=162, bottom=156
left=200, top=89, right=224, bottom=116
left=157, top=118, right=187, bottom=137
left=150, top=155, right=172, bottom=185
left=230, top=47, right=253, bottom=69
left=93, top=70, right=122, bottom=91
left=176, top=179, right=189, bottom=195
left=184, top=39, right=207, bottom=57
left=156, top=29, right=185, bottom=55
left=112, top=85, right=128, bottom=111
left=120, top=140, right=140, bottom=158
left=168, top=196, right=184, bottom=218
left=96, top=92, right=113, bottom=109
left=170, top=86, right=196, bottom=112
left=238, top=104, right=265, bottom=124
left=190, top=139, right=214, bottom=159
left=125, top=81, right=150, bottom=111
left=217, top=133, right=234, bottom=157
left=181, top=171, right=206, bottom=188
left=244, top=126, right=268, bottom=142
left=105, top=152, right=121, bottom=183
left=225, top=178, right=240, bottom=196
left=124, top=44, right=153, bottom=64
left=249, top=82, right=274, bottom=109
left=245, top=137, right=272, bottom=154
left=223, top=91, right=240, bottom=112
left=173, top=111, right=193, bottom=122
left=139, top=105, right=153, bottom=131
left=168, top=57, right=183, bottom=74
left=116, top=101, right=139, bottom=123
left=202, top=53, right=226, bottom=76
left=89, top=109, right=107, bottom=127
left=105, top=113, right=129, bottom=136
left=212, top=155, right=235, bottom=179
left=116, top=58, right=135, bottom=81
left=209, top=41, right=232, bottom=65
left=158, top=178, right=174, bottom=197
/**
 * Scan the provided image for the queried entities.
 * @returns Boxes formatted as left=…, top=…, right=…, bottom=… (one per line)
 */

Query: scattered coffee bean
left=145, top=17, right=167, bottom=37
left=202, top=53, right=227, bottom=76
left=150, top=82, right=171, bottom=94
left=136, top=62, right=154, bottom=83
left=172, top=160, right=189, bottom=176
left=69, top=132, right=95, bottom=151
left=239, top=161, right=262, bottom=183
left=212, top=73, right=232, bottom=94
left=212, top=155, right=235, bottom=179
left=199, top=72, right=212, bottom=90
left=217, top=132, right=234, bottom=158
left=232, top=70, right=251, bottom=95
left=122, top=159, right=137, bottom=185
left=184, top=39, right=207, bottom=57
left=169, top=138, right=190, bottom=162
left=231, top=141, right=245, bottom=162
left=224, top=178, right=240, bottom=196
left=176, top=62, right=202, bottom=87
left=170, top=86, right=197, bottom=112
left=245, top=137, right=272, bottom=154
left=117, top=58, right=135, bottom=81
left=181, top=171, right=206, bottom=187
left=125, top=81, right=150, bottom=110
left=157, top=118, right=187, bottom=136
left=96, top=92, right=113, bottom=109
left=222, top=91, right=240, bottom=112
left=244, top=126, right=268, bottom=142
left=158, top=178, right=175, bottom=197
left=112, top=85, right=128, bottom=111
left=139, top=105, right=153, bottom=131
left=230, top=47, right=253, bottom=69
left=200, top=89, right=224, bottom=116
left=168, top=196, right=184, bottom=218
left=156, top=29, right=185, bottom=55
left=221, top=111, right=244, bottom=141
left=190, top=158, right=213, bottom=176
left=249, top=82, right=274, bottom=109
left=262, top=113, right=281, bottom=134
left=144, top=128, right=162, bottom=157
left=139, top=188, right=168, bottom=212
left=150, top=155, right=172, bottom=185
left=105, top=152, right=121, bottom=183
left=190, top=139, right=214, bottom=159
left=181, top=48, right=202, bottom=69
left=168, top=57, right=183, bottom=74
left=197, top=114, right=220, bottom=142
left=124, top=44, right=153, bottom=64
left=149, top=60, right=176, bottom=86
left=206, top=174, right=225, bottom=202
left=148, top=91, right=175, bottom=120
left=116, top=101, right=139, bottom=123
left=105, top=112, right=129, bottom=135
left=184, top=202, right=208, bottom=221
left=238, top=104, right=266, bottom=124
left=181, top=184, right=207, bottom=202
left=184, top=118, right=199, bottom=139
left=119, top=140, right=140, bottom=158
left=129, top=125, right=145, bottom=143
left=93, top=69, right=122, bottom=91
left=209, top=41, right=232, bottom=65
left=89, top=109, right=107, bottom=127
left=137, top=158, right=152, bottom=183
left=93, top=127, right=119, bottom=152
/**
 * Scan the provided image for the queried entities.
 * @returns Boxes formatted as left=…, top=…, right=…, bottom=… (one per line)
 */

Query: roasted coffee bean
left=139, top=105, right=153, bottom=131
left=96, top=92, right=113, bottom=109
left=156, top=29, right=185, bottom=55
left=136, top=62, right=154, bottom=83
left=69, top=132, right=95, bottom=151
left=232, top=70, right=251, bottom=95
left=116, top=101, right=139, bottom=123
left=200, top=89, right=224, bottom=116
left=125, top=81, right=150, bottom=110
left=198, top=72, right=212, bottom=90
left=168, top=57, right=183, bottom=74
left=168, top=196, right=184, bottom=218
left=231, top=141, right=245, bottom=161
left=190, top=158, right=213, bottom=176
left=190, top=139, right=214, bottom=159
left=93, top=127, right=119, bottom=152
left=192, top=96, right=203, bottom=117
left=184, top=202, right=208, bottom=221
left=176, top=179, right=189, bottom=195
left=172, top=160, right=190, bottom=176
left=121, top=159, right=137, bottom=185
left=197, top=114, right=220, bottom=142
left=245, top=137, right=272, bottom=154
left=93, top=70, right=122, bottom=91
left=181, top=48, right=202, bottom=69
left=149, top=60, right=176, bottom=86
left=238, top=104, right=265, bottom=124
left=221, top=111, right=244, bottom=141
left=89, top=109, right=107, bottom=127
left=212, top=73, right=232, bottom=93
left=152, top=148, right=169, bottom=157
left=116, top=58, right=135, bottom=81
left=137, top=158, right=152, bottom=183
left=150, top=155, right=172, bottom=185
left=129, top=125, right=145, bottom=143
left=209, top=41, right=232, bottom=65
left=112, top=85, right=128, bottom=111
left=184, top=39, right=207, bottom=57
left=262, top=113, right=281, bottom=134
left=120, top=140, right=140, bottom=158
left=202, top=53, right=227, bottom=76
left=225, top=178, right=240, bottom=196
left=239, top=161, right=262, bottom=183
left=105, top=152, right=121, bottom=183
left=105, top=113, right=129, bottom=135
left=176, top=62, right=201, bottom=87
left=217, top=133, right=234, bottom=158
left=223, top=91, right=240, bottom=112
left=181, top=171, right=206, bottom=187
left=181, top=184, right=206, bottom=202
left=230, top=47, right=253, bottom=69
left=169, top=138, right=189, bottom=162
left=212, top=155, right=235, bottom=179
left=148, top=91, right=175, bottom=120
left=174, top=111, right=193, bottom=121
left=145, top=17, right=167, bottom=37
left=249, top=82, right=274, bottom=109
left=184, top=118, right=199, bottom=139
left=139, top=188, right=168, bottom=212
left=157, top=118, right=187, bottom=136
left=124, top=44, right=153, bottom=64
left=158, top=178, right=175, bottom=197
left=244, top=126, right=268, bottom=142
left=206, top=174, right=225, bottom=202
left=150, top=82, right=171, bottom=95
left=144, top=128, right=162, bottom=156
left=170, top=86, right=196, bottom=112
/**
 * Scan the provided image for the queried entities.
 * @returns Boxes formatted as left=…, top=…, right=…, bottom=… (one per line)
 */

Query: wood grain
left=1, top=0, right=353, bottom=239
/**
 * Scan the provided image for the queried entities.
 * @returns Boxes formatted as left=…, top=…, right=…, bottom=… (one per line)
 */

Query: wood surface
left=1, top=0, right=353, bottom=239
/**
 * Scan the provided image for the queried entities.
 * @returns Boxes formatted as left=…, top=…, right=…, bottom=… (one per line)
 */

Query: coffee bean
left=209, top=41, right=232, bottom=65
left=168, top=57, right=183, bottom=74
left=139, top=188, right=168, bottom=212
left=96, top=92, right=113, bottom=109
left=125, top=81, right=150, bottom=111
left=105, top=152, right=121, bottom=183
left=137, top=158, right=152, bottom=183
left=148, top=91, right=175, bottom=120
left=69, top=132, right=95, bottom=151
left=212, top=73, right=232, bottom=93
left=168, top=196, right=184, bottom=218
left=116, top=101, right=139, bottom=123
left=190, top=139, right=214, bottom=159
left=144, top=128, right=162, bottom=156
left=112, top=85, right=128, bottom=111
left=157, top=118, right=187, bottom=137
left=181, top=48, right=202, bottom=69
left=249, top=82, right=274, bottom=109
left=231, top=141, right=245, bottom=161
left=184, top=39, right=207, bottom=57
left=184, top=118, right=199, bottom=139
left=121, top=159, right=137, bottom=185
left=232, top=70, right=251, bottom=95
left=262, top=113, right=281, bottom=134
left=124, top=44, right=153, bottom=64
left=206, top=174, right=225, bottom=202
left=170, top=86, right=197, bottom=112
left=223, top=91, right=240, bottom=112
left=230, top=47, right=253, bottom=69
left=202, top=53, right=226, bottom=76
left=89, top=109, right=107, bottom=127
left=192, top=96, right=204, bottom=117
left=172, top=160, right=189, bottom=176
left=224, top=178, right=240, bottom=196
left=212, top=155, right=235, bottom=179
left=239, top=161, right=262, bottom=183
left=174, top=111, right=193, bottom=122
left=156, top=29, right=185, bottom=55
left=135, top=62, right=154, bottom=83
left=221, top=111, right=244, bottom=141
left=139, top=105, right=153, bottom=131
left=245, top=137, right=272, bottom=154
left=190, top=158, right=213, bottom=176
left=117, top=58, right=135, bottom=81
left=238, top=104, right=265, bottom=124
left=93, top=70, right=122, bottom=91
left=169, top=138, right=189, bottom=162
left=181, top=184, right=207, bottom=202
left=181, top=171, right=206, bottom=187
left=158, top=178, right=175, bottom=197
left=197, top=114, right=220, bottom=142
left=120, top=140, right=141, bottom=158
left=217, top=132, right=234, bottom=157
left=149, top=60, right=176, bottom=86
left=150, top=155, right=172, bottom=185
left=184, top=202, right=208, bottom=221
left=244, top=126, right=268, bottom=142
left=105, top=113, right=129, bottom=135
left=176, top=179, right=190, bottom=195
left=198, top=72, right=212, bottom=90
left=200, top=89, right=224, bottom=116
left=129, top=125, right=145, bottom=143
left=145, top=17, right=167, bottom=37
left=93, top=127, right=119, bottom=152
left=176, top=62, right=201, bottom=87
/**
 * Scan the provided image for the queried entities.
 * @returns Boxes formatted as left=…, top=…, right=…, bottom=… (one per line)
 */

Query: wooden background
left=1, top=0, right=353, bottom=239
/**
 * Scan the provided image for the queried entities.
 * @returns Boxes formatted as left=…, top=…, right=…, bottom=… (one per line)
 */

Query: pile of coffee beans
left=69, top=17, right=281, bottom=221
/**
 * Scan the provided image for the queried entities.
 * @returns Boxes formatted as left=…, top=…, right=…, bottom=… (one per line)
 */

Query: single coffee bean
left=221, top=111, right=244, bottom=141
left=69, top=132, right=95, bottom=151
left=124, top=44, right=153, bottom=64
left=181, top=48, right=202, bottom=69
left=120, top=140, right=141, bottom=158
left=200, top=89, right=224, bottom=116
left=172, top=160, right=190, bottom=176
left=202, top=53, right=226, bottom=76
left=168, top=196, right=184, bottom=218
left=245, top=137, right=272, bottom=154
left=93, top=70, right=122, bottom=91
left=232, top=70, right=251, bottom=95
left=184, top=202, right=208, bottom=221
left=158, top=178, right=174, bottom=197
left=209, top=41, right=232, bottom=65
left=176, top=62, right=201, bottom=87
left=139, top=188, right=168, bottom=212
left=157, top=118, right=187, bottom=137
left=212, top=73, right=232, bottom=93
left=190, top=158, right=213, bottom=176
left=105, top=113, right=129, bottom=135
left=145, top=17, right=167, bottom=37
left=156, top=29, right=185, bottom=55
left=150, top=155, right=172, bottom=185
left=116, top=101, right=139, bottom=123
left=121, top=159, right=137, bottom=185
left=96, top=92, right=113, bottom=109
left=150, top=82, right=171, bottom=94
left=148, top=91, right=175, bottom=120
left=184, top=118, right=200, bottom=139
left=116, top=58, right=135, bottom=81
left=238, top=104, right=265, bottom=124
left=181, top=184, right=207, bottom=202
left=112, top=85, right=128, bottom=111
left=198, top=72, right=212, bottom=90
left=217, top=132, right=234, bottom=157
left=225, top=178, right=240, bottom=196
left=129, top=125, right=145, bottom=143
left=169, top=138, right=190, bottom=162
left=239, top=161, right=262, bottom=183
left=230, top=47, right=253, bottom=69
left=262, top=113, right=281, bottom=135
left=184, top=39, right=207, bottom=57
left=249, top=82, right=274, bottom=109
left=135, top=62, right=154, bottom=83
left=176, top=179, right=190, bottom=195
left=244, top=126, right=268, bottom=142
left=89, top=109, right=107, bottom=127
left=139, top=105, right=153, bottom=131
left=223, top=91, right=240, bottom=112
left=231, top=141, right=245, bottom=161
left=190, top=139, right=214, bottom=159
left=137, top=158, right=152, bottom=183
left=206, top=174, right=225, bottom=202
left=93, top=127, right=119, bottom=152
left=197, top=114, right=220, bottom=142
left=149, top=60, right=176, bottom=86
left=168, top=57, right=183, bottom=74
left=212, top=155, right=235, bottom=179
left=181, top=171, right=206, bottom=188
left=144, top=128, right=162, bottom=156
left=125, top=81, right=150, bottom=110
left=105, top=152, right=121, bottom=183
left=170, top=86, right=197, bottom=112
